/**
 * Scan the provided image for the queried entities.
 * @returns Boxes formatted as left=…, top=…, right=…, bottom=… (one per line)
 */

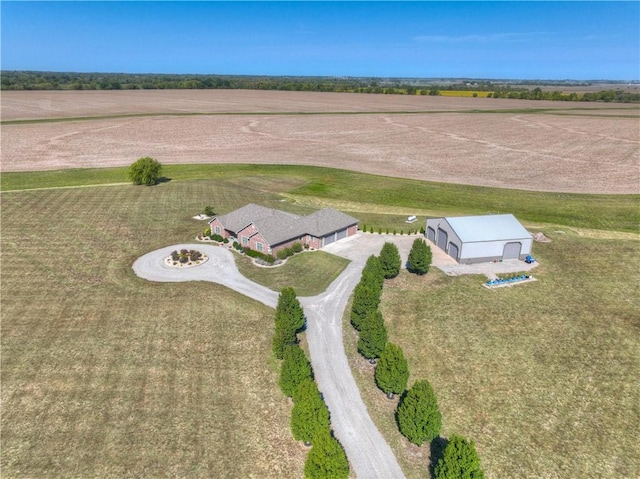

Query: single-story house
left=425, top=214, right=533, bottom=264
left=208, top=204, right=359, bottom=255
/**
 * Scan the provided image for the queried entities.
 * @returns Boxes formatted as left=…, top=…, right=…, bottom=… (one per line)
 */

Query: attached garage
left=425, top=214, right=533, bottom=264
left=323, top=232, right=336, bottom=246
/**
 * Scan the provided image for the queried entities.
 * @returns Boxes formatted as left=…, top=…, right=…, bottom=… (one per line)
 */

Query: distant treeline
left=2, top=71, right=638, bottom=103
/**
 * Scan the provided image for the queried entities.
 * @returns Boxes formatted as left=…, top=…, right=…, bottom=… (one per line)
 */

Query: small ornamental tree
left=304, top=429, right=350, bottom=479
left=407, top=238, right=432, bottom=275
left=357, top=310, right=388, bottom=361
left=291, top=379, right=331, bottom=446
left=397, top=380, right=442, bottom=445
left=375, top=342, right=409, bottom=398
left=279, top=344, right=313, bottom=397
left=379, top=242, right=401, bottom=279
left=434, top=435, right=485, bottom=479
left=128, top=156, right=162, bottom=185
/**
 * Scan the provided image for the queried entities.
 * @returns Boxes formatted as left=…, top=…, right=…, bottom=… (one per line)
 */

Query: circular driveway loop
left=133, top=234, right=538, bottom=478
left=133, top=236, right=408, bottom=479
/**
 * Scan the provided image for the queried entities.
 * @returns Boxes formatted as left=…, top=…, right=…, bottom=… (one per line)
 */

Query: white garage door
left=336, top=228, right=347, bottom=240
left=503, top=242, right=522, bottom=259
left=427, top=227, right=436, bottom=242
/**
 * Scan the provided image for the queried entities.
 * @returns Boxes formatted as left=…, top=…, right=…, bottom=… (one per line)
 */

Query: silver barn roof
left=445, top=214, right=531, bottom=242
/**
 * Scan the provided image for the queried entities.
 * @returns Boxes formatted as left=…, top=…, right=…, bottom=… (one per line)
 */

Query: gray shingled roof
left=302, top=209, right=360, bottom=237
left=214, top=204, right=300, bottom=233
left=212, top=204, right=358, bottom=246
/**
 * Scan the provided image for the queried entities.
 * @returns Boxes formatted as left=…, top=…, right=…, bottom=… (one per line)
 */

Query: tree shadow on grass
left=156, top=177, right=172, bottom=184
left=429, top=436, right=449, bottom=478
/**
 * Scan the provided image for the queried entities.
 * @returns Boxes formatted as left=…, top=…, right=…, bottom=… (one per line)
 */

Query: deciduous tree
left=128, top=156, right=162, bottom=186
left=434, top=435, right=485, bottom=479
left=397, top=380, right=442, bottom=445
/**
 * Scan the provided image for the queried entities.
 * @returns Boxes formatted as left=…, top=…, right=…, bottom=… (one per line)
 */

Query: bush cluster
left=243, top=247, right=276, bottom=264
left=276, top=242, right=305, bottom=260
left=170, top=249, right=202, bottom=263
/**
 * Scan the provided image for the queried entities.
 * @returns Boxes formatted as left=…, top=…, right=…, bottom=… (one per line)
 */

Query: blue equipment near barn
left=525, top=255, right=536, bottom=264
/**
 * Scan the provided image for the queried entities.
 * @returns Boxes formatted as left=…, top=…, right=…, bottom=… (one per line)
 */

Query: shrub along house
left=426, top=214, right=532, bottom=264
left=208, top=204, right=359, bottom=255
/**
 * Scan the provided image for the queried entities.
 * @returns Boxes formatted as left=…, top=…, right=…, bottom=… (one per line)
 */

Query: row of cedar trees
left=352, top=238, right=486, bottom=479
left=272, top=288, right=350, bottom=479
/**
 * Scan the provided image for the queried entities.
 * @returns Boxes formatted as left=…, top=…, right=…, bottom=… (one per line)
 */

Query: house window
left=241, top=236, right=249, bottom=245
left=214, top=226, right=220, bottom=234
left=256, top=242, right=263, bottom=252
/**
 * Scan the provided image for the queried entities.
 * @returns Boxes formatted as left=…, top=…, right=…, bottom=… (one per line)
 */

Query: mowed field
left=2, top=90, right=639, bottom=193
left=1, top=167, right=638, bottom=479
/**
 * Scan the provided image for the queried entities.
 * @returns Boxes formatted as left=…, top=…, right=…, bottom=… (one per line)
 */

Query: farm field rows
left=2, top=90, right=639, bottom=193
left=2, top=89, right=638, bottom=478
left=1, top=167, right=639, bottom=478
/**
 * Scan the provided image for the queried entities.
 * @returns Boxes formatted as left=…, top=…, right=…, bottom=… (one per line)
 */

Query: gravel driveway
left=132, top=234, right=537, bottom=478
left=132, top=238, right=409, bottom=478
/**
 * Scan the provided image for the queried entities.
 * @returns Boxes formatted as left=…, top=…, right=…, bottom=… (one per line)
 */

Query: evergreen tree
left=279, top=344, right=313, bottom=397
left=275, top=287, right=305, bottom=333
left=128, top=156, right=162, bottom=186
left=407, top=238, right=432, bottom=275
left=273, top=287, right=305, bottom=359
left=272, top=325, right=297, bottom=359
left=304, top=429, right=350, bottom=479
left=379, top=242, right=401, bottom=279
left=350, top=282, right=382, bottom=331
left=374, top=343, right=409, bottom=398
left=357, top=310, right=388, bottom=360
left=291, top=379, right=330, bottom=445
left=434, top=435, right=485, bottom=479
left=397, top=380, right=442, bottom=445
left=361, top=255, right=385, bottom=290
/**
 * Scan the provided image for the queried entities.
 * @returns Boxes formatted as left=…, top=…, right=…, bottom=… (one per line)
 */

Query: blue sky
left=2, top=1, right=639, bottom=80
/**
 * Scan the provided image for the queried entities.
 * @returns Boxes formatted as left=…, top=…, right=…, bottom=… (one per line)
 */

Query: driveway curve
left=132, top=238, right=410, bottom=478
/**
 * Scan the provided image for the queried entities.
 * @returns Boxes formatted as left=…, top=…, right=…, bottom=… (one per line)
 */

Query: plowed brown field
left=2, top=90, right=639, bottom=193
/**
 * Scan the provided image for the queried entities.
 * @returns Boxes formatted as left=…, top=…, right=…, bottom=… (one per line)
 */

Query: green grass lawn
left=346, top=231, right=640, bottom=479
left=236, top=251, right=349, bottom=297
left=2, top=166, right=638, bottom=478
